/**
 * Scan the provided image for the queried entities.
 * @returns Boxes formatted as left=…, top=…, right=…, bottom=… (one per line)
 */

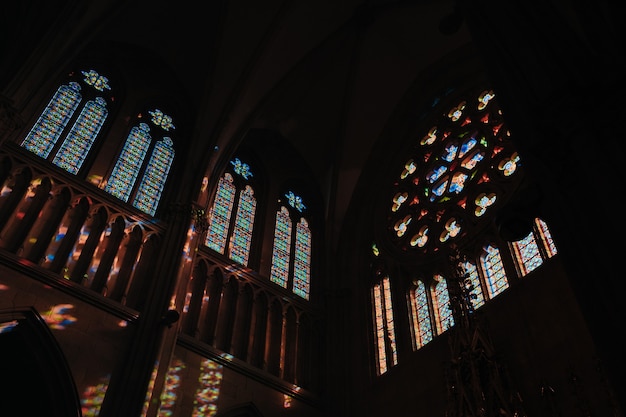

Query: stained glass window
left=409, top=280, right=433, bottom=350
left=21, top=82, right=82, bottom=158
left=268, top=192, right=312, bottom=299
left=102, top=109, right=176, bottom=216
left=510, top=217, right=558, bottom=276
left=21, top=70, right=112, bottom=172
left=373, top=275, right=397, bottom=375
left=293, top=218, right=311, bottom=299
left=511, top=229, right=543, bottom=277
left=133, top=137, right=175, bottom=215
left=204, top=159, right=257, bottom=265
left=205, top=174, right=236, bottom=254
left=481, top=244, right=509, bottom=298
left=229, top=185, right=256, bottom=265
left=433, top=274, right=454, bottom=333
left=388, top=89, right=522, bottom=255
left=270, top=206, right=291, bottom=288
left=52, top=97, right=108, bottom=174
left=104, top=123, right=151, bottom=202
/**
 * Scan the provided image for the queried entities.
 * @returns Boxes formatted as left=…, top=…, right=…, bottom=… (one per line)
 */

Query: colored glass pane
left=373, top=282, right=387, bottom=374
left=388, top=89, right=523, bottom=255
left=230, top=158, right=253, bottom=179
left=481, top=244, right=509, bottom=298
left=285, top=191, right=306, bottom=212
left=270, top=206, right=291, bottom=288
left=133, top=137, right=174, bottom=215
left=293, top=218, right=311, bottom=299
left=104, top=123, right=151, bottom=202
left=52, top=97, right=108, bottom=174
left=511, top=230, right=542, bottom=276
left=21, top=82, right=82, bottom=158
left=410, top=280, right=433, bottom=349
left=433, top=274, right=454, bottom=333
left=229, top=185, right=256, bottom=265
left=416, top=281, right=433, bottom=345
left=382, top=276, right=398, bottom=366
left=205, top=174, right=236, bottom=254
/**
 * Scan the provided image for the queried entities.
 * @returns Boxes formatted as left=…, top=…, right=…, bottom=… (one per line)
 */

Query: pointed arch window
left=409, top=279, right=433, bottom=350
left=481, top=244, right=509, bottom=298
left=269, top=191, right=312, bottom=299
left=102, top=109, right=175, bottom=216
left=205, top=158, right=257, bottom=266
left=373, top=275, right=397, bottom=375
left=432, top=274, right=454, bottom=334
left=21, top=69, right=111, bottom=174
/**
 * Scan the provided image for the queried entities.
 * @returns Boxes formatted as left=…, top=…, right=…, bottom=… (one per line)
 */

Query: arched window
left=21, top=69, right=112, bottom=174
left=481, top=244, right=509, bottom=298
left=269, top=191, right=312, bottom=299
left=432, top=274, right=454, bottom=334
left=205, top=158, right=257, bottom=266
left=408, top=279, right=433, bottom=350
left=510, top=217, right=558, bottom=276
left=102, top=109, right=175, bottom=216
left=373, top=275, right=397, bottom=375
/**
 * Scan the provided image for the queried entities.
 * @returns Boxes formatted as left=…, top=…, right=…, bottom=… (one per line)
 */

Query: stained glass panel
left=433, top=274, right=454, bottom=333
left=205, top=174, right=236, bottom=254
left=373, top=282, right=387, bottom=374
left=511, top=231, right=542, bottom=276
left=482, top=244, right=509, bottom=298
left=132, top=137, right=174, bottom=215
left=270, top=206, right=291, bottom=288
left=383, top=276, right=398, bottom=366
left=52, top=97, right=108, bottom=174
left=410, top=280, right=433, bottom=349
left=229, top=185, right=256, bottom=265
left=293, top=218, right=311, bottom=299
left=21, top=82, right=82, bottom=158
left=103, top=123, right=151, bottom=202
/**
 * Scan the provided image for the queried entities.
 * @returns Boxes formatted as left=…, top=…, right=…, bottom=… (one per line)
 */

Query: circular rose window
left=387, top=89, right=523, bottom=255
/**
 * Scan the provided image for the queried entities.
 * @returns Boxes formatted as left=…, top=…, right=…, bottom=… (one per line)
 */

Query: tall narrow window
left=229, top=185, right=256, bottom=265
left=204, top=158, right=256, bottom=266
left=432, top=274, right=454, bottom=334
left=409, top=279, right=433, bottom=350
left=269, top=192, right=312, bottom=299
left=102, top=109, right=175, bottom=216
left=481, top=244, right=509, bottom=298
left=373, top=275, right=397, bottom=375
left=21, top=69, right=111, bottom=173
left=293, top=218, right=311, bottom=299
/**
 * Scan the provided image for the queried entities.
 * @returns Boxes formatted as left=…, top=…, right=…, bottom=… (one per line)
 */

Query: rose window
left=388, top=89, right=523, bottom=255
